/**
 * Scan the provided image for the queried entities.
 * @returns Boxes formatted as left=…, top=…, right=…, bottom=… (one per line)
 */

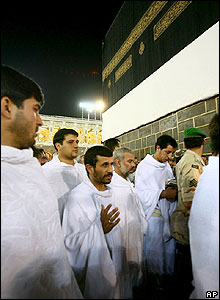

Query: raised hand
left=100, top=204, right=120, bottom=234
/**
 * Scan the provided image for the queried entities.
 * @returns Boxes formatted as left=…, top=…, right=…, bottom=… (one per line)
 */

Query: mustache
left=103, top=172, right=113, bottom=178
left=129, top=167, right=136, bottom=173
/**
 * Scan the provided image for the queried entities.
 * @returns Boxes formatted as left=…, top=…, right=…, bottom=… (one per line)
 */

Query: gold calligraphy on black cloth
left=102, top=1, right=219, bottom=108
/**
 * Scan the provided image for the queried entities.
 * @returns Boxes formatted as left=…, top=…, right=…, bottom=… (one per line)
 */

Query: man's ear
left=55, top=142, right=62, bottom=151
left=85, top=164, right=93, bottom=175
left=115, top=158, right=121, bottom=168
left=155, top=145, right=160, bottom=152
left=1, top=97, right=13, bottom=118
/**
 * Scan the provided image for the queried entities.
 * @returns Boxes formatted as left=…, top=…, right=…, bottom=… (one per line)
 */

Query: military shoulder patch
left=189, top=179, right=198, bottom=187
left=191, top=164, right=199, bottom=169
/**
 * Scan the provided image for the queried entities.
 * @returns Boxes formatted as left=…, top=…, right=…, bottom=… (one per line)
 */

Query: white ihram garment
left=135, top=154, right=177, bottom=276
left=110, top=172, right=147, bottom=289
left=42, top=155, right=88, bottom=222
left=1, top=146, right=83, bottom=299
left=62, top=180, right=134, bottom=299
left=189, top=156, right=219, bottom=299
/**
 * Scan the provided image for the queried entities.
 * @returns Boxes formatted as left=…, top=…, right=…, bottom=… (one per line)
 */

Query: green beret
left=184, top=127, right=206, bottom=138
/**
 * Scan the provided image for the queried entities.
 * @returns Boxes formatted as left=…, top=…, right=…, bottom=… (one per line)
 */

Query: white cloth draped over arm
left=189, top=156, right=219, bottom=299
left=42, top=156, right=88, bottom=221
left=135, top=156, right=163, bottom=221
left=159, top=198, right=177, bottom=242
left=62, top=184, right=117, bottom=299
left=109, top=173, right=148, bottom=291
left=1, top=146, right=83, bottom=299
left=135, top=155, right=176, bottom=241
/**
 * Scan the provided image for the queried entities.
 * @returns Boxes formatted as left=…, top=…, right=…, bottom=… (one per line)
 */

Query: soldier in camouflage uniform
left=170, top=127, right=206, bottom=299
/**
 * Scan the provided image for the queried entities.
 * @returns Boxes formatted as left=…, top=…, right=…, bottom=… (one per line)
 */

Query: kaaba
left=102, top=1, right=219, bottom=110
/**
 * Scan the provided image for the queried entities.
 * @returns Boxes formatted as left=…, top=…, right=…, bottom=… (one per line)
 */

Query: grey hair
left=113, top=147, right=133, bottom=164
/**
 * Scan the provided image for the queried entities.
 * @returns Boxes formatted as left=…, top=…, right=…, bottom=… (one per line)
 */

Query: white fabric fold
left=1, top=145, right=83, bottom=299
left=42, top=155, right=88, bottom=221
left=62, top=180, right=120, bottom=299
left=189, top=156, right=219, bottom=299
left=110, top=172, right=148, bottom=288
left=160, top=198, right=177, bottom=242
left=135, top=154, right=176, bottom=241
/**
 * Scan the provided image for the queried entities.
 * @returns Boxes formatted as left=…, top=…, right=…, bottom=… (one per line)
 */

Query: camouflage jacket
left=170, top=149, right=205, bottom=245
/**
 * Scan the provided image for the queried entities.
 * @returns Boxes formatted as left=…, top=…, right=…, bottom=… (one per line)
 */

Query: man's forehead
left=97, top=155, right=113, bottom=162
left=124, top=152, right=134, bottom=159
left=165, top=145, right=176, bottom=152
left=24, top=97, right=41, bottom=107
left=64, top=134, right=78, bottom=140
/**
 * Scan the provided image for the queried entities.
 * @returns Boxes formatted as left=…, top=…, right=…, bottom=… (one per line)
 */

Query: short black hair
left=31, top=146, right=45, bottom=159
left=84, top=145, right=113, bottom=168
left=1, top=65, right=44, bottom=108
left=155, top=135, right=177, bottom=150
left=103, top=138, right=120, bottom=152
left=184, top=137, right=204, bottom=149
left=53, top=128, right=78, bottom=151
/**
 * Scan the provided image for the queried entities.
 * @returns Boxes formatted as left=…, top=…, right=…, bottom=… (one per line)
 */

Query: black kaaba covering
left=102, top=1, right=219, bottom=110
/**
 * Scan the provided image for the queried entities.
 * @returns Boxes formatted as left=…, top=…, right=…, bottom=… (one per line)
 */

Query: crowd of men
left=1, top=65, right=219, bottom=299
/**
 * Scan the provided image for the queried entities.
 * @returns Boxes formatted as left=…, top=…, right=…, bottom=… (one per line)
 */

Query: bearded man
left=62, top=145, right=132, bottom=299
left=110, top=147, right=147, bottom=296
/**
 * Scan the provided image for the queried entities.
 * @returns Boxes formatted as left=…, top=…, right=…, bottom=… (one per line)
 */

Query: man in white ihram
left=135, top=135, right=178, bottom=294
left=110, top=147, right=147, bottom=295
left=62, top=145, right=137, bottom=299
left=1, top=65, right=82, bottom=299
left=189, top=114, right=219, bottom=299
left=42, top=128, right=87, bottom=222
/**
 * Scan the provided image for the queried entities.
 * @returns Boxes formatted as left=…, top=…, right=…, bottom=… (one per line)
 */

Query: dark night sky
left=1, top=2, right=125, bottom=119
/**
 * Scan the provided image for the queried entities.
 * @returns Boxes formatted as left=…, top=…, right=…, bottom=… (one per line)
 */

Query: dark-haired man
left=171, top=127, right=206, bottom=298
left=103, top=137, right=121, bottom=152
left=135, top=135, right=178, bottom=295
left=32, top=146, right=49, bottom=165
left=42, top=128, right=87, bottom=221
left=1, top=65, right=82, bottom=299
left=62, top=145, right=133, bottom=299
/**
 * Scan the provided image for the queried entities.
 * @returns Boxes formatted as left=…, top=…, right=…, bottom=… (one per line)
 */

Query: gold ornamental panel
left=115, top=55, right=132, bottom=83
left=102, top=1, right=168, bottom=82
left=97, top=129, right=102, bottom=144
left=52, top=125, right=61, bottom=141
left=153, top=1, right=192, bottom=41
left=86, top=128, right=97, bottom=144
left=139, top=41, right=145, bottom=55
left=39, top=125, right=50, bottom=142
left=77, top=127, right=85, bottom=144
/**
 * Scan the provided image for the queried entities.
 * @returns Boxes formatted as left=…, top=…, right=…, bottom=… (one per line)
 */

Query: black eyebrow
left=33, top=104, right=42, bottom=111
left=101, top=161, right=109, bottom=166
left=67, top=139, right=78, bottom=142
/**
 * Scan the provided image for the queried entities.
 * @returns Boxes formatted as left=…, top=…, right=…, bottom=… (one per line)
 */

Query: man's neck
left=89, top=176, right=107, bottom=191
left=152, top=153, right=160, bottom=163
left=188, top=147, right=203, bottom=157
left=115, top=167, right=126, bottom=180
left=58, top=154, right=75, bottom=166
left=1, top=129, right=22, bottom=149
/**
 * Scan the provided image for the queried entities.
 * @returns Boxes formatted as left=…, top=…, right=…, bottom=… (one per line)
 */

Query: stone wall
left=118, top=95, right=219, bottom=160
